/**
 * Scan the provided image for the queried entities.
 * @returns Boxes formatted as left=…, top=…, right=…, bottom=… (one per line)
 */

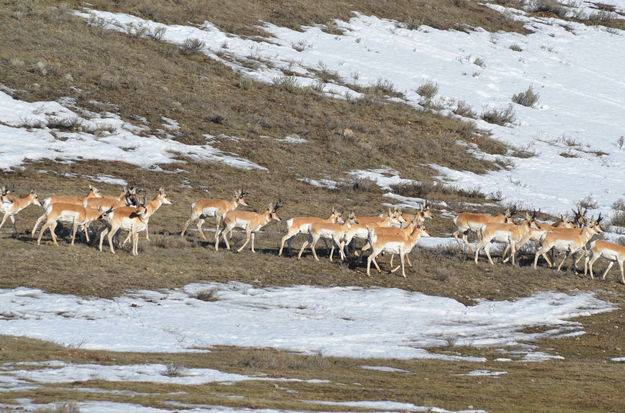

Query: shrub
left=577, top=195, right=598, bottom=210
left=512, top=86, right=540, bottom=107
left=192, top=287, right=220, bottom=301
left=147, top=26, right=166, bottom=40
left=416, top=81, right=439, bottom=100
left=34, top=402, right=81, bottom=413
left=336, top=178, right=380, bottom=193
left=237, top=77, right=253, bottom=91
left=163, top=362, right=185, bottom=377
left=124, top=22, right=148, bottom=38
left=181, top=38, right=205, bottom=54
left=481, top=104, right=516, bottom=125
left=509, top=44, right=523, bottom=52
left=528, top=0, right=568, bottom=17
left=272, top=76, right=300, bottom=93
left=453, top=100, right=477, bottom=118
left=473, top=57, right=486, bottom=68
left=392, top=182, right=485, bottom=200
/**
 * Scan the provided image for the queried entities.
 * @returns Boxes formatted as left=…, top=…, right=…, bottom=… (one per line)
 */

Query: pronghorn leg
left=222, top=226, right=233, bottom=250
left=573, top=250, right=586, bottom=272
left=71, top=223, right=79, bottom=246
left=180, top=216, right=194, bottom=238
left=556, top=251, right=569, bottom=272
left=618, top=260, right=625, bottom=284
left=463, top=232, right=474, bottom=252
left=10, top=215, right=16, bottom=235
left=371, top=255, right=382, bottom=273
left=533, top=246, right=549, bottom=269
left=99, top=227, right=109, bottom=252
left=338, top=240, right=346, bottom=261
left=601, top=261, right=614, bottom=280
left=453, top=230, right=465, bottom=250
left=250, top=232, right=256, bottom=253
left=144, top=222, right=150, bottom=242
left=107, top=227, right=120, bottom=254
left=501, top=244, right=511, bottom=262
left=132, top=229, right=140, bottom=256
left=121, top=232, right=131, bottom=246
left=297, top=239, right=310, bottom=260
left=311, top=235, right=321, bottom=262
left=367, top=251, right=381, bottom=276
left=196, top=218, right=208, bottom=240
left=389, top=254, right=395, bottom=268
left=82, top=224, right=90, bottom=243
left=49, top=222, right=59, bottom=246
left=0, top=214, right=9, bottom=232
left=32, top=214, right=46, bottom=237
left=509, top=242, right=517, bottom=266
left=474, top=240, right=485, bottom=264
left=279, top=229, right=299, bottom=256
left=400, top=252, right=406, bottom=277
left=329, top=243, right=335, bottom=262
left=484, top=242, right=495, bottom=266
left=37, top=221, right=51, bottom=245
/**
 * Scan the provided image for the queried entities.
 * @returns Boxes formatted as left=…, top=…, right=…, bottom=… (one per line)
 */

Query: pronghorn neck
left=144, top=195, right=165, bottom=217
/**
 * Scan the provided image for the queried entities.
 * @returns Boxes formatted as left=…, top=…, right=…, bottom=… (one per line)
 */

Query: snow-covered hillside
left=73, top=4, right=625, bottom=217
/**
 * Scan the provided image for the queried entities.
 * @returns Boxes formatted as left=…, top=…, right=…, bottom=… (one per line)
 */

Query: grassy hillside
left=1, top=1, right=625, bottom=412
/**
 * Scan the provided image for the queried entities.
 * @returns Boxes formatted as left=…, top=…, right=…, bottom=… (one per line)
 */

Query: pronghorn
left=216, top=200, right=282, bottom=253
left=0, top=189, right=42, bottom=235
left=503, top=213, right=577, bottom=261
left=180, top=187, right=249, bottom=241
left=297, top=212, right=358, bottom=262
left=36, top=203, right=109, bottom=246
left=361, top=215, right=421, bottom=267
left=584, top=240, right=625, bottom=284
left=84, top=186, right=138, bottom=210
left=366, top=224, right=431, bottom=278
left=343, top=209, right=406, bottom=253
left=532, top=215, right=604, bottom=272
left=99, top=188, right=172, bottom=255
left=32, top=186, right=103, bottom=236
left=453, top=207, right=516, bottom=251
left=278, top=208, right=343, bottom=256
left=474, top=211, right=539, bottom=266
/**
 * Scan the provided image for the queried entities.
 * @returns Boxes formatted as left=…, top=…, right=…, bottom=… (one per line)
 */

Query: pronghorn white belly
left=351, top=227, right=369, bottom=240
left=200, top=207, right=220, bottom=218
left=599, top=249, right=620, bottom=261
left=116, top=215, right=148, bottom=233
left=290, top=221, right=311, bottom=234
left=57, top=211, right=82, bottom=223
left=380, top=242, right=403, bottom=255
left=468, top=222, right=487, bottom=232
left=551, top=239, right=578, bottom=252
left=317, top=229, right=341, bottom=239
left=490, top=231, right=513, bottom=243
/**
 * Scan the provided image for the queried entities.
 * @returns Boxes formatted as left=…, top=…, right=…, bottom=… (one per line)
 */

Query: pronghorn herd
left=1, top=184, right=624, bottom=284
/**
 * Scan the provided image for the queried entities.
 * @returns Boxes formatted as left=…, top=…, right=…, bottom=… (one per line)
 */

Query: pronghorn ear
left=597, top=213, right=603, bottom=223
left=274, top=199, right=282, bottom=211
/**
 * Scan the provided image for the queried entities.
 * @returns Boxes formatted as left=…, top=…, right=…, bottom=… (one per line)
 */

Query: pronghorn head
left=573, top=206, right=588, bottom=227
left=524, top=210, right=540, bottom=229
left=412, top=223, right=431, bottom=238
left=268, top=199, right=282, bottom=221
left=592, top=213, right=605, bottom=233
left=29, top=189, right=42, bottom=207
left=157, top=187, right=172, bottom=205
left=124, top=186, right=140, bottom=207
left=504, top=205, right=517, bottom=221
left=346, top=211, right=358, bottom=225
left=393, top=208, right=407, bottom=225
left=421, top=201, right=434, bottom=219
left=235, top=186, right=249, bottom=207
left=0, top=186, right=9, bottom=196
left=88, top=185, right=103, bottom=198
left=559, top=214, right=573, bottom=226
left=330, top=207, right=342, bottom=223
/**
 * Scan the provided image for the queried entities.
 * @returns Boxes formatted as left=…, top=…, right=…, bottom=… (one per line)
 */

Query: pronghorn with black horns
left=216, top=200, right=282, bottom=253
left=366, top=223, right=431, bottom=278
left=84, top=186, right=139, bottom=210
left=453, top=206, right=516, bottom=252
left=297, top=212, right=358, bottom=262
left=474, top=211, right=539, bottom=266
left=180, top=187, right=249, bottom=240
left=99, top=188, right=172, bottom=255
left=278, top=207, right=343, bottom=256
left=533, top=214, right=604, bottom=272
left=0, top=188, right=42, bottom=235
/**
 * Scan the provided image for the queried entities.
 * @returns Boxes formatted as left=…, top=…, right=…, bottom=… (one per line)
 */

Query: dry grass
left=79, top=0, right=528, bottom=35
